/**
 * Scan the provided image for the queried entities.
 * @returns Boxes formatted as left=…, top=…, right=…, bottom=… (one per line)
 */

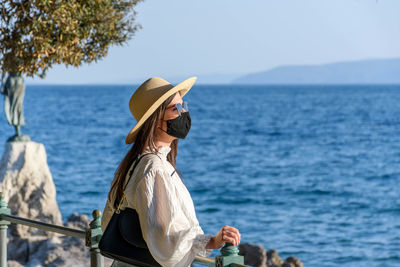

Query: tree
left=0, top=0, right=143, bottom=141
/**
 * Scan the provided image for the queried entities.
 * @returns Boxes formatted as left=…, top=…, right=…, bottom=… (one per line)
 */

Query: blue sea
left=0, top=84, right=399, bottom=266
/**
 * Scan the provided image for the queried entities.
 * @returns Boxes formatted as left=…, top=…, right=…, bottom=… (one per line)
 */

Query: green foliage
left=0, top=0, right=143, bottom=77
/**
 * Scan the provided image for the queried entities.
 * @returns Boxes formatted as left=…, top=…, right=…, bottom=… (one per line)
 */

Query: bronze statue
left=1, top=72, right=30, bottom=142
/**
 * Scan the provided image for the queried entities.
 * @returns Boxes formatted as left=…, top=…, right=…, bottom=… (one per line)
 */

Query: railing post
left=215, top=243, right=244, bottom=267
left=86, top=210, right=104, bottom=267
left=0, top=193, right=10, bottom=267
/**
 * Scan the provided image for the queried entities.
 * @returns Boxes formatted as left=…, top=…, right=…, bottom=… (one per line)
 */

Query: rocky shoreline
left=7, top=213, right=113, bottom=267
left=6, top=212, right=303, bottom=267
left=239, top=243, right=303, bottom=267
left=1, top=142, right=304, bottom=267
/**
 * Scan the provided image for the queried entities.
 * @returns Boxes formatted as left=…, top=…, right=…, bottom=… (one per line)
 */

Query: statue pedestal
left=0, top=141, right=62, bottom=238
left=7, top=135, right=30, bottom=143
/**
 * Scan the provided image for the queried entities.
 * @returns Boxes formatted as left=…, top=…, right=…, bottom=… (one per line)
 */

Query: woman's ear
left=156, top=118, right=162, bottom=129
left=156, top=117, right=166, bottom=132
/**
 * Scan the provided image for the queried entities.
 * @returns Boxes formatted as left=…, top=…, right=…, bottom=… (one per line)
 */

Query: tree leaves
left=0, top=0, right=143, bottom=77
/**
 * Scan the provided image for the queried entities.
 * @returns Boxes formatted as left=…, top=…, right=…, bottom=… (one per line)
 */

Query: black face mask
left=162, top=112, right=191, bottom=139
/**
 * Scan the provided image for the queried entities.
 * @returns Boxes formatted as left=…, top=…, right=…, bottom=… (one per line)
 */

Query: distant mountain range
left=233, top=58, right=400, bottom=84
left=25, top=58, right=400, bottom=85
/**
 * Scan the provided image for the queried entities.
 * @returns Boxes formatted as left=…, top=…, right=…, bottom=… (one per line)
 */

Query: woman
left=102, top=77, right=241, bottom=267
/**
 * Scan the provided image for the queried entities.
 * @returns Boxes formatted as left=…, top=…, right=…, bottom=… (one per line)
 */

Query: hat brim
left=125, top=76, right=197, bottom=144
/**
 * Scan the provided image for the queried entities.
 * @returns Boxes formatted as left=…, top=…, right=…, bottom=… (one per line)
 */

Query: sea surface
left=0, top=84, right=399, bottom=266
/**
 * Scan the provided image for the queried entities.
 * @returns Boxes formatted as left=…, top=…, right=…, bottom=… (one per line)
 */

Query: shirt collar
left=143, top=145, right=171, bottom=159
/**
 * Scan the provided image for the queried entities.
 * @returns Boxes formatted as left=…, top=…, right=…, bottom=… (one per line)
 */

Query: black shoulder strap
left=124, top=153, right=150, bottom=191
left=123, top=153, right=162, bottom=191
left=116, top=152, right=164, bottom=211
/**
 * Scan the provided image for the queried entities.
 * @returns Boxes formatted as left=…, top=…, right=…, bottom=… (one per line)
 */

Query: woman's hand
left=205, top=225, right=241, bottom=249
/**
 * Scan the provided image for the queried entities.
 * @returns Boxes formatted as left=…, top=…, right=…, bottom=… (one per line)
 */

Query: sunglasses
left=167, top=101, right=189, bottom=116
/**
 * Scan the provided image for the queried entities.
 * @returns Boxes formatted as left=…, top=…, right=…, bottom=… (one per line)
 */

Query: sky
left=26, top=0, right=400, bottom=85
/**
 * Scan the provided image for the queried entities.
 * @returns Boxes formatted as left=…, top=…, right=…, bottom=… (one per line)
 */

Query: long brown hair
left=108, top=93, right=180, bottom=209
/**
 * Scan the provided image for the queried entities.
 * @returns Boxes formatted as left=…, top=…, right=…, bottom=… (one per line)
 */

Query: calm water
left=0, top=84, right=399, bottom=266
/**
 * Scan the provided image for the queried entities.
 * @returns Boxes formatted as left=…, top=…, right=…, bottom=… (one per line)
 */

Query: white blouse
left=101, top=146, right=213, bottom=267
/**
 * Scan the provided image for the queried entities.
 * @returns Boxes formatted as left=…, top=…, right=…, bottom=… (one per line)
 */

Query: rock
left=7, top=260, right=24, bottom=267
left=64, top=213, right=91, bottom=231
left=7, top=237, right=30, bottom=262
left=264, top=249, right=304, bottom=267
left=0, top=141, right=63, bottom=264
left=28, top=235, right=89, bottom=267
left=239, top=242, right=267, bottom=267
left=266, top=249, right=284, bottom=267
left=0, top=142, right=115, bottom=266
left=0, top=141, right=62, bottom=238
left=6, top=212, right=114, bottom=267
left=282, top=256, right=304, bottom=267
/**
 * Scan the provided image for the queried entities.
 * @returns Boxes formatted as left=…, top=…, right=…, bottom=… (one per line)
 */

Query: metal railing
left=0, top=192, right=245, bottom=267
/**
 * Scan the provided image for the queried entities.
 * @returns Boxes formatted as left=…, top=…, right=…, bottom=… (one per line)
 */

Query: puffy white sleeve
left=135, top=168, right=213, bottom=267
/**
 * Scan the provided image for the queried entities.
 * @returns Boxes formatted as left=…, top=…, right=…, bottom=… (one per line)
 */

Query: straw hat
left=125, top=76, right=197, bottom=144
